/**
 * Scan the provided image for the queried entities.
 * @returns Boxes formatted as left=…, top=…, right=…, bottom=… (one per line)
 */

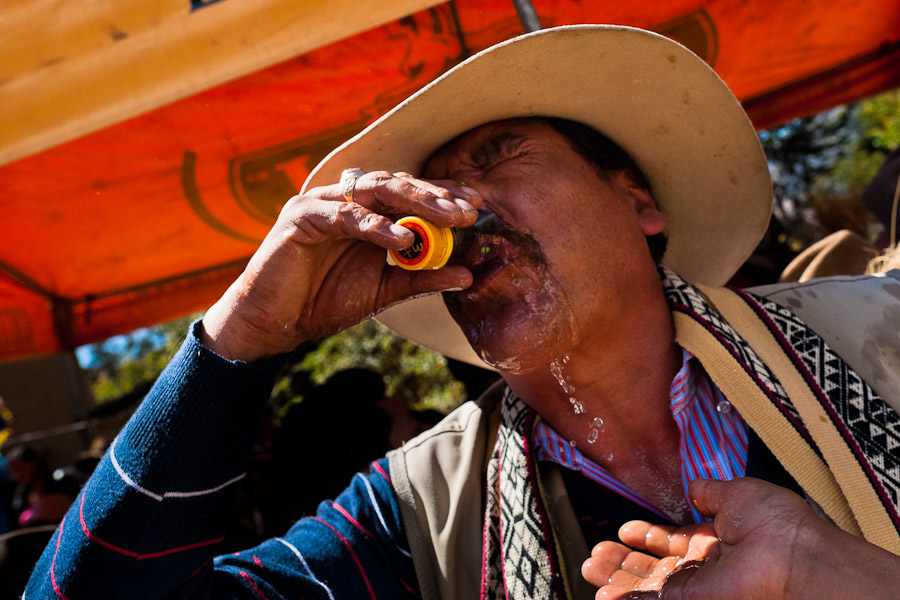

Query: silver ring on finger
left=340, top=168, right=366, bottom=203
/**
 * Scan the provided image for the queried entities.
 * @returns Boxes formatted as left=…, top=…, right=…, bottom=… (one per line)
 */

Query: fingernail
left=460, top=185, right=479, bottom=197
left=454, top=199, right=477, bottom=212
left=436, top=198, right=459, bottom=212
left=390, top=224, right=413, bottom=237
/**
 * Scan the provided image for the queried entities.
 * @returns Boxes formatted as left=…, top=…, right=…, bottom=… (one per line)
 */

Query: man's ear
left=621, top=174, right=667, bottom=236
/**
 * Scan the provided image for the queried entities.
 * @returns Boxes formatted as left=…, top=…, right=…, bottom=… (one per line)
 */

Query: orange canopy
left=2, top=0, right=899, bottom=361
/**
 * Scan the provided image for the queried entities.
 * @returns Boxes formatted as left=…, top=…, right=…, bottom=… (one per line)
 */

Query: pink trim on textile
left=479, top=478, right=492, bottom=600
left=497, top=436, right=509, bottom=600
left=522, top=412, right=564, bottom=598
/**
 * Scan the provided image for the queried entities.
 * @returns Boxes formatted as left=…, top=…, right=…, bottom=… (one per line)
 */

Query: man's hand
left=201, top=171, right=482, bottom=361
left=581, top=477, right=900, bottom=599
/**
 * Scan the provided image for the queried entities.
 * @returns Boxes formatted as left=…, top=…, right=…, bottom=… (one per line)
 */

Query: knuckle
left=280, top=218, right=315, bottom=244
left=358, top=211, right=383, bottom=231
left=281, top=193, right=306, bottom=212
left=409, top=180, right=449, bottom=201
left=303, top=184, right=331, bottom=198
left=432, top=188, right=454, bottom=200
left=408, top=184, right=435, bottom=201
left=367, top=170, right=394, bottom=183
left=409, top=178, right=451, bottom=199
left=335, top=202, right=357, bottom=220
left=278, top=195, right=319, bottom=226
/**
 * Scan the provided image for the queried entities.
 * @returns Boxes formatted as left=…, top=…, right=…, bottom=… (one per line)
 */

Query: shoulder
left=386, top=380, right=505, bottom=531
left=746, top=270, right=900, bottom=411
left=747, top=269, right=900, bottom=308
left=389, top=380, right=504, bottom=470
left=745, top=270, right=900, bottom=341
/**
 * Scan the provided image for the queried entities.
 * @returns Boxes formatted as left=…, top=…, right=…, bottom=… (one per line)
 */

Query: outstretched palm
left=582, top=478, right=811, bottom=599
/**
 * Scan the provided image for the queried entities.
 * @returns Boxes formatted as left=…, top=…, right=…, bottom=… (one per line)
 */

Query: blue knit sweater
left=24, top=322, right=419, bottom=599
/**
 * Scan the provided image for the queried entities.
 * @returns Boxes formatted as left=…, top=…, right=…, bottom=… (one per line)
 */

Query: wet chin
left=477, top=318, right=576, bottom=374
left=444, top=284, right=578, bottom=375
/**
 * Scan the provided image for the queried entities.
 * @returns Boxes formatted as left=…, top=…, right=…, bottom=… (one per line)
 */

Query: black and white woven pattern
left=482, top=429, right=503, bottom=600
left=664, top=266, right=900, bottom=527
left=746, top=290, right=900, bottom=517
left=662, top=268, right=810, bottom=441
left=482, top=389, right=561, bottom=600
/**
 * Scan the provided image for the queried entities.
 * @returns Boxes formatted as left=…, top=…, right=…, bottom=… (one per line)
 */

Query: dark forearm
left=791, top=519, right=900, bottom=599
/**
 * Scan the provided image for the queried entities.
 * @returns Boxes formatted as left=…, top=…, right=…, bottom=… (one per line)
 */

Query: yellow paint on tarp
left=0, top=0, right=444, bottom=165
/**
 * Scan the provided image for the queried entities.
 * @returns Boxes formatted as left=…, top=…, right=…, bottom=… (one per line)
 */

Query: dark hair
left=542, top=117, right=668, bottom=263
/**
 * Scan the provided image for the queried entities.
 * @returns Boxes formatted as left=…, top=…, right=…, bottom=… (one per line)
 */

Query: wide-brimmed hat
left=302, top=25, right=772, bottom=367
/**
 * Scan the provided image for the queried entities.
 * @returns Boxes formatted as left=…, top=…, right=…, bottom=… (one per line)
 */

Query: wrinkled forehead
left=422, top=117, right=554, bottom=178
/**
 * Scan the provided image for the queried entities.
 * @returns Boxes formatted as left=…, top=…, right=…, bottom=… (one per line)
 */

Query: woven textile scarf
left=481, top=387, right=566, bottom=600
left=479, top=268, right=900, bottom=599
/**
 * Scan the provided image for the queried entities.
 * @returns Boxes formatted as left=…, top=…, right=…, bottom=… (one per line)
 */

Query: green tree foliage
left=82, top=314, right=467, bottom=417
left=857, top=90, right=900, bottom=151
left=81, top=314, right=200, bottom=404
left=761, top=89, right=900, bottom=250
left=274, top=319, right=466, bottom=417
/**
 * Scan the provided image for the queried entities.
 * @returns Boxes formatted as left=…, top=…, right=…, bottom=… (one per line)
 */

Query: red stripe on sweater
left=400, top=577, right=418, bottom=596
left=78, top=493, right=224, bottom=559
left=371, top=461, right=391, bottom=484
left=310, top=516, right=377, bottom=600
left=51, top=515, right=72, bottom=600
left=331, top=502, right=375, bottom=539
left=189, top=556, right=213, bottom=580
left=240, top=570, right=270, bottom=600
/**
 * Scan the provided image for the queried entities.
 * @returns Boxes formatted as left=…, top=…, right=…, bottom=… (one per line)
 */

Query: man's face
left=423, top=119, right=666, bottom=374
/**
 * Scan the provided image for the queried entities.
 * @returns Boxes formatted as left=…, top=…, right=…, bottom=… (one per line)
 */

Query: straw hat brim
left=302, top=25, right=772, bottom=368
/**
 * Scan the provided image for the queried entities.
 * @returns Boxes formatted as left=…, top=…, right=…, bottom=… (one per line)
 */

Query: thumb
left=686, top=478, right=728, bottom=519
left=688, top=477, right=773, bottom=545
left=376, top=265, right=473, bottom=311
left=657, top=561, right=706, bottom=600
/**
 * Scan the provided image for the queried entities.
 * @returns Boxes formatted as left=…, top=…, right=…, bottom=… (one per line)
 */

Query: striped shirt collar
left=531, top=347, right=749, bottom=523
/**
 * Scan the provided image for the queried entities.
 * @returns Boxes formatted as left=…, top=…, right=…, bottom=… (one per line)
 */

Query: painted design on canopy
left=2, top=1, right=900, bottom=360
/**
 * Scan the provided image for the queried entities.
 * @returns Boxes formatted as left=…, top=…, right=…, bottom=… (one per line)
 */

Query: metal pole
left=511, top=0, right=542, bottom=33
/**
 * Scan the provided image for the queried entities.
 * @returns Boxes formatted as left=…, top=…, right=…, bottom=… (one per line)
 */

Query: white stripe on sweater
left=359, top=473, right=412, bottom=558
left=276, top=537, right=336, bottom=600
left=110, top=439, right=245, bottom=501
